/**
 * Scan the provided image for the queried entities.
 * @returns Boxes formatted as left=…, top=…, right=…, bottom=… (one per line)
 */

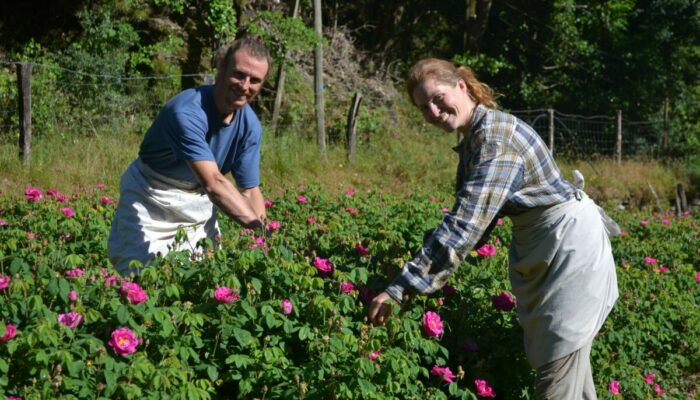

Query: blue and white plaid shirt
left=386, top=104, right=578, bottom=303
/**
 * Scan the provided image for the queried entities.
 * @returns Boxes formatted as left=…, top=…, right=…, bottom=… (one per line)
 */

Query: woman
left=368, top=58, right=618, bottom=399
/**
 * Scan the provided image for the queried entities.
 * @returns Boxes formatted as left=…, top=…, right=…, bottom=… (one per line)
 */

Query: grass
left=0, top=124, right=692, bottom=212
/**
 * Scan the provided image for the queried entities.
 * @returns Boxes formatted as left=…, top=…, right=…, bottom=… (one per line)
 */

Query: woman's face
left=412, top=78, right=472, bottom=132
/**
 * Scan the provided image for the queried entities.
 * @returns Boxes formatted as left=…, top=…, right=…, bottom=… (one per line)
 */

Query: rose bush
left=0, top=185, right=697, bottom=399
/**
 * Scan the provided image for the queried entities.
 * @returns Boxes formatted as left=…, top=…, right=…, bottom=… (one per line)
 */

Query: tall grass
left=0, top=125, right=690, bottom=211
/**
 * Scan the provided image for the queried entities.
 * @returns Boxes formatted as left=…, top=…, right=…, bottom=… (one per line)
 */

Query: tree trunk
left=463, top=0, right=493, bottom=54
left=313, top=0, right=326, bottom=156
left=270, top=0, right=300, bottom=135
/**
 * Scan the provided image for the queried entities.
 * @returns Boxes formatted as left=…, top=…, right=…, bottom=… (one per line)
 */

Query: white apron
left=509, top=191, right=618, bottom=368
left=108, top=159, right=220, bottom=276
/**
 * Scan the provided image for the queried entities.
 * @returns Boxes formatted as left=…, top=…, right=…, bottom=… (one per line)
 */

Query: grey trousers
left=535, top=341, right=597, bottom=400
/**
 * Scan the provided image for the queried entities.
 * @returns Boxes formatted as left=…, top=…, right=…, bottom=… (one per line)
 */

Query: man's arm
left=240, top=186, right=267, bottom=221
left=187, top=160, right=263, bottom=229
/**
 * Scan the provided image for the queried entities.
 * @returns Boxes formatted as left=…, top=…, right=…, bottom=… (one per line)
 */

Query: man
left=108, top=37, right=270, bottom=276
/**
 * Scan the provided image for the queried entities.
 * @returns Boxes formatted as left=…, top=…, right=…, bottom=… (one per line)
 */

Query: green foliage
left=0, top=184, right=698, bottom=398
left=248, top=10, right=319, bottom=61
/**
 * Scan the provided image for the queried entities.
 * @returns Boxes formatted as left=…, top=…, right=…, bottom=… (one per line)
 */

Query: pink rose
left=100, top=196, right=116, bottom=205
left=55, top=195, right=67, bottom=203
left=296, top=195, right=308, bottom=204
left=368, top=350, right=381, bottom=361
left=496, top=218, right=503, bottom=225
left=653, top=384, right=662, bottom=394
left=422, top=311, right=444, bottom=337
left=440, top=207, right=449, bottom=213
left=355, top=243, right=369, bottom=256
left=47, top=189, right=60, bottom=197
left=643, top=371, right=655, bottom=385
left=214, top=286, right=240, bottom=304
left=25, top=231, right=37, bottom=240
left=476, top=244, right=497, bottom=257
left=58, top=312, right=83, bottom=328
left=474, top=379, right=496, bottom=398
left=306, top=217, right=316, bottom=224
left=696, top=271, right=700, bottom=283
left=24, top=187, right=42, bottom=202
left=0, top=275, right=10, bottom=291
left=65, top=268, right=84, bottom=279
left=340, top=282, right=355, bottom=294
left=640, top=220, right=649, bottom=226
left=6, top=396, right=22, bottom=400
left=264, top=199, right=273, bottom=208
left=619, top=229, right=628, bottom=236
left=431, top=365, right=457, bottom=383
left=69, top=290, right=78, bottom=301
left=108, top=327, right=140, bottom=356
left=60, top=207, right=75, bottom=218
left=0, top=219, right=8, bottom=227
left=608, top=380, right=621, bottom=395
left=658, top=265, right=669, bottom=273
left=0, top=324, right=17, bottom=342
left=313, top=257, right=334, bottom=277
left=96, top=182, right=106, bottom=189
left=248, top=235, right=265, bottom=249
left=281, top=299, right=293, bottom=315
left=491, top=291, right=516, bottom=311
left=104, top=275, right=120, bottom=287
left=120, top=282, right=148, bottom=304
left=267, top=220, right=281, bottom=231
left=345, top=207, right=358, bottom=214
left=345, top=187, right=355, bottom=196
left=644, top=256, right=658, bottom=265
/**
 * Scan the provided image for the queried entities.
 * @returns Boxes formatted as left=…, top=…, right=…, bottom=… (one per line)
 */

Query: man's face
left=215, top=49, right=269, bottom=120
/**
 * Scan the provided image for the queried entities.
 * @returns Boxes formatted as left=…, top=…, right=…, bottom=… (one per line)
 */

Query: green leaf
left=116, top=304, right=130, bottom=324
left=207, top=365, right=218, bottom=381
left=232, top=328, right=253, bottom=346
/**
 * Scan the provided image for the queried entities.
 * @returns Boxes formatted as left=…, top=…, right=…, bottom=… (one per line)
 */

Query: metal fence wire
left=1, top=60, right=667, bottom=160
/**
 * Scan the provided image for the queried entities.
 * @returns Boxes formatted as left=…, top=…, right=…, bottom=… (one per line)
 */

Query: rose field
left=0, top=184, right=698, bottom=399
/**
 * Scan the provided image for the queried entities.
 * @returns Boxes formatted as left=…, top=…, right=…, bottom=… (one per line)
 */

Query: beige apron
left=509, top=191, right=618, bottom=368
left=108, top=159, right=220, bottom=276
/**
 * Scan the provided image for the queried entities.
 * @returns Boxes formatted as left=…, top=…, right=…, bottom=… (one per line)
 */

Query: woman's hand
left=368, top=292, right=397, bottom=326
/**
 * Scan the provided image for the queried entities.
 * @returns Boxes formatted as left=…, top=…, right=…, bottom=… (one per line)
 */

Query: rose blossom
left=661, top=219, right=671, bottom=225
left=267, top=220, right=281, bottom=231
left=422, top=311, right=444, bottom=337
left=264, top=199, right=273, bottom=208
left=345, top=207, right=358, bottom=214
left=313, top=257, right=333, bottom=277
left=296, top=195, right=308, bottom=204
left=100, top=196, right=116, bottom=205
left=653, top=384, right=662, bottom=394
left=0, top=275, right=10, bottom=290
left=340, top=281, right=354, bottom=294
left=108, top=327, right=140, bottom=356
left=345, top=187, right=355, bottom=196
left=430, top=365, right=457, bottom=384
left=496, top=218, right=504, bottom=225
left=696, top=271, right=700, bottom=283
left=68, top=290, right=78, bottom=301
left=643, top=371, right=655, bottom=384
left=608, top=380, right=621, bottom=395
left=65, top=268, right=84, bottom=279
left=640, top=219, right=649, bottom=226
left=60, top=207, right=75, bottom=218
left=355, top=243, right=369, bottom=256
left=491, top=291, right=516, bottom=311
left=120, top=282, right=148, bottom=304
left=58, top=312, right=83, bottom=328
left=306, top=217, right=316, bottom=224
left=6, top=396, right=22, bottom=400
left=214, top=286, right=240, bottom=304
left=0, top=219, right=8, bottom=227
left=644, top=256, right=658, bottom=265
left=0, top=324, right=17, bottom=342
left=97, top=182, right=106, bottom=189
left=281, top=299, right=293, bottom=315
left=474, top=379, right=496, bottom=397
left=24, top=187, right=42, bottom=202
left=476, top=244, right=497, bottom=257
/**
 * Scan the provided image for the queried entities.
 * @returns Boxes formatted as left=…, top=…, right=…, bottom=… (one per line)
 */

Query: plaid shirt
left=386, top=105, right=578, bottom=303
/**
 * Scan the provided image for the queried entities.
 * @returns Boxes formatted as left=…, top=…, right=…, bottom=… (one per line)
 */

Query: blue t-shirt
left=138, top=85, right=262, bottom=188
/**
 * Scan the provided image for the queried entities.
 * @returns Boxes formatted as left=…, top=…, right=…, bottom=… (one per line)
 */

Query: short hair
left=218, top=36, right=271, bottom=74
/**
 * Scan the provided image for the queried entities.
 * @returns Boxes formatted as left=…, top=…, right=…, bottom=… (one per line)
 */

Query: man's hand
left=368, top=292, right=397, bottom=326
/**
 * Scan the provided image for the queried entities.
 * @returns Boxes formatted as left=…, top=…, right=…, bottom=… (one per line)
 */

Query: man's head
left=214, top=37, right=270, bottom=122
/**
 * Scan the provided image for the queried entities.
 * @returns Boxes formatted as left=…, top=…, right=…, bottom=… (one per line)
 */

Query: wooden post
left=270, top=0, right=300, bottom=135
left=313, top=0, right=326, bottom=156
left=346, top=92, right=362, bottom=161
left=548, top=108, right=554, bottom=154
left=16, top=62, right=32, bottom=166
left=676, top=183, right=688, bottom=215
left=662, top=97, right=669, bottom=153
left=615, top=109, right=622, bottom=164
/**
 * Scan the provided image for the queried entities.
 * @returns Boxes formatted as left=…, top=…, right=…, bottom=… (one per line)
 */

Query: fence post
left=615, top=109, right=622, bottom=164
left=547, top=108, right=554, bottom=154
left=663, top=97, right=669, bottom=153
left=313, top=0, right=326, bottom=157
left=346, top=92, right=362, bottom=161
left=16, top=62, right=32, bottom=166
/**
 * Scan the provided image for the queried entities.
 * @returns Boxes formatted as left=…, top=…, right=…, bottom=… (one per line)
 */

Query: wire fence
left=1, top=60, right=668, bottom=161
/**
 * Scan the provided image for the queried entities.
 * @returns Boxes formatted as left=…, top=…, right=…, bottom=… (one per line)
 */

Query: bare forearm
left=205, top=176, right=261, bottom=228
left=241, top=186, right=266, bottom=221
